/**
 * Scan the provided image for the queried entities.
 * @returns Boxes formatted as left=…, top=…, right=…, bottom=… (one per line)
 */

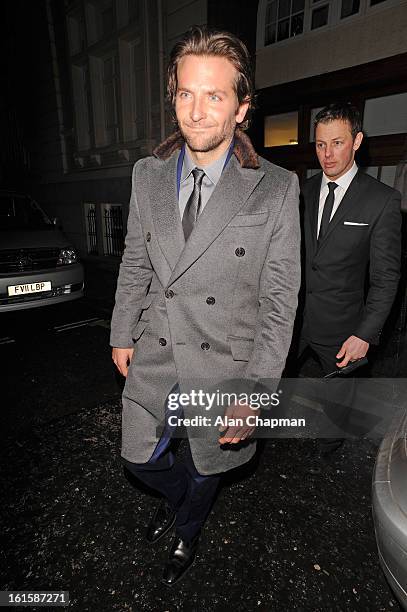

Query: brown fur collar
left=153, top=128, right=260, bottom=169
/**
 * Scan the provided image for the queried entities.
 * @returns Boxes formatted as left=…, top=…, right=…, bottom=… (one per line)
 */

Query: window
left=363, top=93, right=407, bottom=137
left=309, top=106, right=323, bottom=142
left=119, top=37, right=146, bottom=143
left=311, top=3, right=329, bottom=29
left=88, top=52, right=121, bottom=148
left=265, top=0, right=305, bottom=45
left=102, top=204, right=124, bottom=256
left=380, top=166, right=397, bottom=187
left=72, top=64, right=91, bottom=150
left=84, top=203, right=97, bottom=254
left=85, top=0, right=115, bottom=45
left=103, top=55, right=119, bottom=145
left=361, top=166, right=397, bottom=187
left=265, top=112, right=299, bottom=147
left=260, top=0, right=395, bottom=49
left=67, top=11, right=86, bottom=55
left=101, top=5, right=114, bottom=36
left=130, top=41, right=146, bottom=139
left=84, top=203, right=125, bottom=257
left=128, top=0, right=141, bottom=21
left=85, top=3, right=98, bottom=45
left=341, top=0, right=360, bottom=18
left=116, top=0, right=141, bottom=27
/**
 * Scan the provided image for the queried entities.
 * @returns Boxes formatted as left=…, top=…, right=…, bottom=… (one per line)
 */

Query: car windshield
left=0, top=195, right=52, bottom=230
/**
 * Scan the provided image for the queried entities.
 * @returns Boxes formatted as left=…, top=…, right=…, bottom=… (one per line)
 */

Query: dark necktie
left=182, top=168, right=205, bottom=241
left=318, top=181, right=338, bottom=242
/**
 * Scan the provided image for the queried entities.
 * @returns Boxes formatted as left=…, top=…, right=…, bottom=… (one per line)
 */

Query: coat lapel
left=315, top=170, right=362, bottom=255
left=148, top=153, right=185, bottom=271
left=168, top=155, right=265, bottom=286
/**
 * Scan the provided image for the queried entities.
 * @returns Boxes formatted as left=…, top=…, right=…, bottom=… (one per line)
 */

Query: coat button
left=201, top=342, right=210, bottom=351
left=146, top=232, right=151, bottom=242
left=206, top=296, right=215, bottom=305
left=235, top=247, right=245, bottom=257
left=312, top=264, right=317, bottom=271
left=165, top=289, right=174, bottom=299
left=159, top=337, right=167, bottom=346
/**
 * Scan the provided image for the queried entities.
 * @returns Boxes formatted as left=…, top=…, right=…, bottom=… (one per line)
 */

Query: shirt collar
left=322, top=162, right=358, bottom=191
left=181, top=146, right=230, bottom=186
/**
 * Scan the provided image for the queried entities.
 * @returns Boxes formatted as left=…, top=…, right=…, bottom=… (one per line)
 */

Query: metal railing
left=103, top=205, right=124, bottom=257
left=86, top=205, right=98, bottom=255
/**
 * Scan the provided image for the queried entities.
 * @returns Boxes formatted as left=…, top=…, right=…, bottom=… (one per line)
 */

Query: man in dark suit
left=300, top=103, right=401, bottom=456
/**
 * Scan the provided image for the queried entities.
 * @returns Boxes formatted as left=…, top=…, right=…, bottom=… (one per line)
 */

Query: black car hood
left=0, top=228, right=69, bottom=250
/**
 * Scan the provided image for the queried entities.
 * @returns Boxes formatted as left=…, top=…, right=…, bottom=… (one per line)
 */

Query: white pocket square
left=343, top=221, right=369, bottom=226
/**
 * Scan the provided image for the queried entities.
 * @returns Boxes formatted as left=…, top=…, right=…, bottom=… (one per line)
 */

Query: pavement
left=1, top=259, right=406, bottom=611
left=1, top=400, right=401, bottom=611
left=0, top=297, right=120, bottom=439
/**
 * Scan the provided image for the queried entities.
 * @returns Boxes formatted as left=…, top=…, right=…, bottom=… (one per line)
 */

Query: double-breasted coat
left=110, top=129, right=301, bottom=474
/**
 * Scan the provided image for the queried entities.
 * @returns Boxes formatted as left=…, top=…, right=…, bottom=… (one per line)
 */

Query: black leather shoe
left=146, top=501, right=176, bottom=543
left=161, top=533, right=200, bottom=586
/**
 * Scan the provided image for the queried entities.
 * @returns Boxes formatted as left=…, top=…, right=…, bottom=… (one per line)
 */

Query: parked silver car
left=373, top=404, right=407, bottom=610
left=0, top=190, right=84, bottom=312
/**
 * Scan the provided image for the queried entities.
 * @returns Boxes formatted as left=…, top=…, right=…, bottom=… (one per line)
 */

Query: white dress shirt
left=317, top=162, right=358, bottom=237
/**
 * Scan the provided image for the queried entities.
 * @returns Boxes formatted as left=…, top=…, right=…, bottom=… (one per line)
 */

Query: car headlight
left=57, top=247, right=79, bottom=265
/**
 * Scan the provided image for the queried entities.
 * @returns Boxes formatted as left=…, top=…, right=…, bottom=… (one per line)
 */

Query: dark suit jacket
left=302, top=169, right=401, bottom=346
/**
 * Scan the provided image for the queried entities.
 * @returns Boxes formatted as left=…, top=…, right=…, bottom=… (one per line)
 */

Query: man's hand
left=218, top=403, right=258, bottom=444
left=112, top=347, right=134, bottom=377
left=336, top=335, right=369, bottom=368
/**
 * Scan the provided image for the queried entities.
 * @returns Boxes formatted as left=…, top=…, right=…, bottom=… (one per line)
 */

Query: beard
left=179, top=121, right=236, bottom=153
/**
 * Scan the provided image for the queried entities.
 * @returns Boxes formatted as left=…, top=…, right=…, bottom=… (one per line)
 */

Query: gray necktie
left=318, top=181, right=338, bottom=242
left=182, top=168, right=205, bottom=241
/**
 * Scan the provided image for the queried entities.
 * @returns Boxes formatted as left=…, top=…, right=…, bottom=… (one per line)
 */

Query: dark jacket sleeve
left=355, top=189, right=402, bottom=344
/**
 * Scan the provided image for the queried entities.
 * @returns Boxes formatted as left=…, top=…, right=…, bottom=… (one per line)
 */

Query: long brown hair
left=167, top=25, right=255, bottom=130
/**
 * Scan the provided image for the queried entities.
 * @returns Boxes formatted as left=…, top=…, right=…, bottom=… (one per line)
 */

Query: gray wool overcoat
left=110, top=129, right=301, bottom=475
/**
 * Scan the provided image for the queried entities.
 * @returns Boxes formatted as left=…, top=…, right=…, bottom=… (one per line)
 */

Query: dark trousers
left=122, top=387, right=221, bottom=542
left=297, top=333, right=356, bottom=445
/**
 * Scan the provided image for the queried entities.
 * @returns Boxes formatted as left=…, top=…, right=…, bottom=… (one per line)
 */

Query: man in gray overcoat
left=110, top=25, right=301, bottom=585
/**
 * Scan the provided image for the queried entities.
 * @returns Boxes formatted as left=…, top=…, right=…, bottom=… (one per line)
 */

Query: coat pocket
left=139, top=293, right=155, bottom=321
left=228, top=336, right=255, bottom=361
left=132, top=293, right=155, bottom=341
left=228, top=212, right=269, bottom=227
left=132, top=319, right=149, bottom=342
left=141, top=292, right=154, bottom=310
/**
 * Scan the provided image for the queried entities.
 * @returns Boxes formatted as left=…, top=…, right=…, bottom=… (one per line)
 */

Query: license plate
left=8, top=281, right=52, bottom=296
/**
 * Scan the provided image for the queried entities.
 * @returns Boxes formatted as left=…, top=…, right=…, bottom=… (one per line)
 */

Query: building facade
left=4, top=0, right=257, bottom=269
left=33, top=0, right=208, bottom=267
left=251, top=0, right=407, bottom=186
left=3, top=0, right=405, bottom=267
left=251, top=0, right=407, bottom=363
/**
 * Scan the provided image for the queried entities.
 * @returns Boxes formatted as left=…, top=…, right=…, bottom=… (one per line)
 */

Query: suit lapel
left=315, top=170, right=362, bottom=255
left=307, top=174, right=322, bottom=255
left=168, top=155, right=265, bottom=286
left=148, top=153, right=185, bottom=271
